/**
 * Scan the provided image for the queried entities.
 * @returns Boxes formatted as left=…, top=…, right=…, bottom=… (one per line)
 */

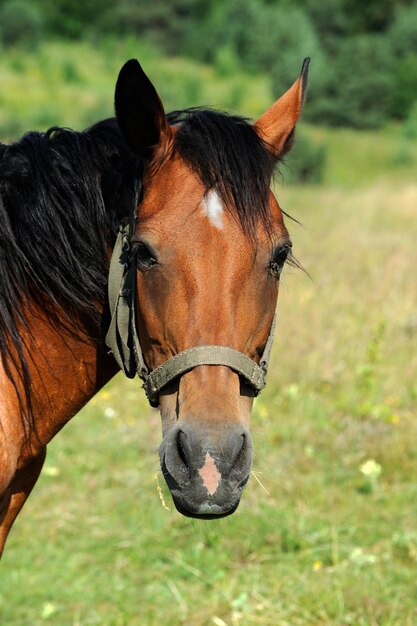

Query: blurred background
left=1, top=1, right=417, bottom=625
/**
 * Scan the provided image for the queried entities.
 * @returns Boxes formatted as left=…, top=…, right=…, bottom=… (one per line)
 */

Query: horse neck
left=1, top=300, right=118, bottom=470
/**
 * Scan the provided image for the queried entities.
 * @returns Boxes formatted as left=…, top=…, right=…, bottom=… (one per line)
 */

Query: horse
left=0, top=57, right=309, bottom=555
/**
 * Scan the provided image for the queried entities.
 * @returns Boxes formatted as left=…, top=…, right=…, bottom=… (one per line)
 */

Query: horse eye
left=134, top=242, right=157, bottom=270
left=269, top=245, right=290, bottom=277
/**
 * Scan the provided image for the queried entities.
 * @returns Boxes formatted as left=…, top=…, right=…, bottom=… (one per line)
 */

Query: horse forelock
left=166, top=108, right=277, bottom=237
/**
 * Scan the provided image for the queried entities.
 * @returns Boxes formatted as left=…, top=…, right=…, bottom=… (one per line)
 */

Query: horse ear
left=255, top=58, right=310, bottom=158
left=115, top=59, right=172, bottom=159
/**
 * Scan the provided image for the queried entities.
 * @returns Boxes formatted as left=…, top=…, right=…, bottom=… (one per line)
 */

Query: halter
left=106, top=223, right=276, bottom=407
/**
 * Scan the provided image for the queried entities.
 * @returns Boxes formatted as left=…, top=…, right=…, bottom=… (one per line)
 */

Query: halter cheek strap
left=105, top=223, right=276, bottom=407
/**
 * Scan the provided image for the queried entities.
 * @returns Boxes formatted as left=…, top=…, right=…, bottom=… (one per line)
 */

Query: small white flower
left=349, top=547, right=377, bottom=566
left=359, top=459, right=382, bottom=479
left=43, top=466, right=60, bottom=477
left=41, top=602, right=56, bottom=618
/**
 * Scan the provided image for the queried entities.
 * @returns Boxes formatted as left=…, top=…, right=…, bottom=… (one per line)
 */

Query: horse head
left=112, top=58, right=309, bottom=519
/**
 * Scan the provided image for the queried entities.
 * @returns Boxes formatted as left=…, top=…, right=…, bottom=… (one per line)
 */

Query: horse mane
left=0, top=119, right=141, bottom=435
left=167, top=108, right=276, bottom=236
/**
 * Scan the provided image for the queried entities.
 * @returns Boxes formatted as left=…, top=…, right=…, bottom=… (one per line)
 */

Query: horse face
left=115, top=58, right=308, bottom=518
left=133, top=155, right=289, bottom=518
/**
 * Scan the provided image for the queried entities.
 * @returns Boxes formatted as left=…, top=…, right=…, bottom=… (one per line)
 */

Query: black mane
left=168, top=108, right=276, bottom=235
left=0, top=119, right=141, bottom=433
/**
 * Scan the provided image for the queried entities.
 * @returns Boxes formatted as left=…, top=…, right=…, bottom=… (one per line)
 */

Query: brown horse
left=0, top=58, right=308, bottom=554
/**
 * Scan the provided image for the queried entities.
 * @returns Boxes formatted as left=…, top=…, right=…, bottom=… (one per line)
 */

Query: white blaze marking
left=198, top=452, right=221, bottom=496
left=202, top=190, right=223, bottom=229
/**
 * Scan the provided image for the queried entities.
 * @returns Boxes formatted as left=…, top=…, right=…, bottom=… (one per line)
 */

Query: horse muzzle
left=159, top=421, right=253, bottom=519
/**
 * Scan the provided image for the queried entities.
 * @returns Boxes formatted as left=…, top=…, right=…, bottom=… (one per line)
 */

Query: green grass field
left=1, top=41, right=417, bottom=626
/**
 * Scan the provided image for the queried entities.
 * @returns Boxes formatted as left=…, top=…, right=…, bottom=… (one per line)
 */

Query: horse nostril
left=161, top=428, right=192, bottom=487
left=176, top=430, right=190, bottom=468
left=229, top=433, right=246, bottom=466
left=237, top=474, right=250, bottom=489
left=230, top=432, right=250, bottom=476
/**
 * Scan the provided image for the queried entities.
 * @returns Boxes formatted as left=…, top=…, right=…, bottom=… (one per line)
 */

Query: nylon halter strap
left=105, top=223, right=276, bottom=407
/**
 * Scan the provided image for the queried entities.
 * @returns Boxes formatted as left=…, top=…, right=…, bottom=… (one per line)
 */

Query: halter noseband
left=105, top=223, right=276, bottom=407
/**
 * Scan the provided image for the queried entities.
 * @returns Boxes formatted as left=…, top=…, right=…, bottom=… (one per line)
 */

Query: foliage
left=283, top=132, right=327, bottom=184
left=390, top=55, right=417, bottom=120
left=0, top=40, right=273, bottom=140
left=307, top=34, right=393, bottom=129
left=405, top=100, right=417, bottom=139
left=106, top=0, right=207, bottom=55
left=343, top=0, right=403, bottom=33
left=1, top=0, right=417, bottom=129
left=37, top=0, right=207, bottom=50
left=264, top=6, right=328, bottom=107
left=0, top=0, right=43, bottom=48
left=387, top=2, right=417, bottom=58
left=37, top=0, right=114, bottom=38
left=387, top=3, right=417, bottom=119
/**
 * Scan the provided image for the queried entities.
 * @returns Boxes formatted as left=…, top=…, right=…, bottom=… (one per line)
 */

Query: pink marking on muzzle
left=198, top=452, right=221, bottom=496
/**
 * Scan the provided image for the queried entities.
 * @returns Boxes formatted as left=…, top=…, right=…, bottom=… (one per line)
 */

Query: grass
left=1, top=41, right=417, bottom=626
left=307, top=125, right=417, bottom=187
